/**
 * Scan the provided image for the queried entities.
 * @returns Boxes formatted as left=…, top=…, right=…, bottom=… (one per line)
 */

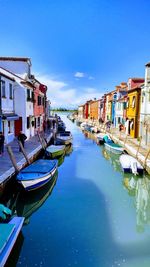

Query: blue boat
left=0, top=216, right=24, bottom=267
left=17, top=159, right=58, bottom=191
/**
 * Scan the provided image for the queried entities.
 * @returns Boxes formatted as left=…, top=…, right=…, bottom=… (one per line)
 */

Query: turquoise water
left=4, top=115, right=150, bottom=266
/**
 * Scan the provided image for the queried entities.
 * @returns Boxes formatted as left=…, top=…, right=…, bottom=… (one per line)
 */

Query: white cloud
left=74, top=72, right=85, bottom=78
left=35, top=73, right=103, bottom=108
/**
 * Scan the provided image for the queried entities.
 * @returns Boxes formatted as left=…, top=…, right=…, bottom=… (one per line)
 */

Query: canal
left=2, top=114, right=150, bottom=267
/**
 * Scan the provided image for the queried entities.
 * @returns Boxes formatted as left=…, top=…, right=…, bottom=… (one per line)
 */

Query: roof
left=128, top=77, right=144, bottom=82
left=145, top=62, right=150, bottom=67
left=0, top=69, right=15, bottom=81
left=127, top=84, right=143, bottom=93
left=0, top=57, right=31, bottom=65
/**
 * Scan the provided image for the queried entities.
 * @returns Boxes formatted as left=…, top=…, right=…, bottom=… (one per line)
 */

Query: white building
left=140, top=62, right=150, bottom=145
left=0, top=68, right=19, bottom=143
left=0, top=58, right=35, bottom=140
left=115, top=83, right=127, bottom=128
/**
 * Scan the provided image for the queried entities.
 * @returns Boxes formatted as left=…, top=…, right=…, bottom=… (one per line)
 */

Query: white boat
left=96, top=133, right=107, bottom=144
left=80, top=122, right=88, bottom=130
left=17, top=159, right=58, bottom=191
left=56, top=131, right=73, bottom=145
left=104, top=141, right=124, bottom=154
left=120, top=154, right=144, bottom=175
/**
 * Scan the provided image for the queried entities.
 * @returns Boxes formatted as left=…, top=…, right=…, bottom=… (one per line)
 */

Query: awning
left=2, top=113, right=19, bottom=121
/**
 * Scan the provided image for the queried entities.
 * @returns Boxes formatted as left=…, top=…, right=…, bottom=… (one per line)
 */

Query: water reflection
left=123, top=175, right=150, bottom=232
left=102, top=148, right=122, bottom=172
left=9, top=172, right=58, bottom=225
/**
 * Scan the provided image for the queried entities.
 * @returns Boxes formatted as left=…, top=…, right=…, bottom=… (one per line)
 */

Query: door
left=15, top=117, right=22, bottom=136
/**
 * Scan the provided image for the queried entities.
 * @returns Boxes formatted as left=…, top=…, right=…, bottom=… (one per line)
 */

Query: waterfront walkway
left=0, top=130, right=53, bottom=186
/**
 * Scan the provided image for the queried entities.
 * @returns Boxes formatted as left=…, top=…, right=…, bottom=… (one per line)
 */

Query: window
left=27, top=117, right=30, bottom=129
left=132, top=96, right=136, bottom=108
left=9, top=84, right=13, bottom=99
left=1, top=80, right=6, bottom=97
left=34, top=118, right=37, bottom=128
left=38, top=117, right=40, bottom=127
left=27, top=89, right=31, bottom=101
left=38, top=96, right=41, bottom=106
left=126, top=98, right=129, bottom=108
left=8, top=121, right=13, bottom=133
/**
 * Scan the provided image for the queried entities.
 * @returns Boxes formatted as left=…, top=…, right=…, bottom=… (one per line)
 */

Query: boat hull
left=104, top=143, right=123, bottom=155
left=18, top=166, right=57, bottom=191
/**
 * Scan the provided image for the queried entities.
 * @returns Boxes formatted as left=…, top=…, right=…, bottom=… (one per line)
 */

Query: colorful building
left=126, top=78, right=144, bottom=138
left=99, top=95, right=106, bottom=123
left=115, top=82, right=127, bottom=128
left=105, top=92, right=112, bottom=122
left=140, top=63, right=150, bottom=145
left=89, top=99, right=99, bottom=120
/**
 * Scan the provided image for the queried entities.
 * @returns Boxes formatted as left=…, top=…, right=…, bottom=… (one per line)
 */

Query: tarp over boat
left=20, top=159, right=57, bottom=175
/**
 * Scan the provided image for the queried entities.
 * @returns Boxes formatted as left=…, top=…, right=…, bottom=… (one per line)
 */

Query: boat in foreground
left=0, top=216, right=24, bottom=267
left=120, top=154, right=144, bottom=175
left=17, top=159, right=58, bottom=191
left=45, top=145, right=65, bottom=158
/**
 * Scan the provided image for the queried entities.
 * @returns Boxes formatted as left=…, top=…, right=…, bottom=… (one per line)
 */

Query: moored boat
left=120, top=154, right=144, bottom=175
left=45, top=145, right=65, bottom=158
left=16, top=159, right=58, bottom=191
left=0, top=216, right=24, bottom=267
left=104, top=141, right=124, bottom=154
left=56, top=131, right=73, bottom=145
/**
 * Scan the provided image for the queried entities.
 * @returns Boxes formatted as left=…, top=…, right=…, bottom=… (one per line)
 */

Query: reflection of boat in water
left=102, top=148, right=122, bottom=172
left=15, top=172, right=58, bottom=224
left=123, top=174, right=150, bottom=232
left=57, top=154, right=64, bottom=166
left=65, top=144, right=73, bottom=156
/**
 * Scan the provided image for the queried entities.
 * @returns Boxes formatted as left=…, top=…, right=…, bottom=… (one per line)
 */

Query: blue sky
left=0, top=0, right=150, bottom=107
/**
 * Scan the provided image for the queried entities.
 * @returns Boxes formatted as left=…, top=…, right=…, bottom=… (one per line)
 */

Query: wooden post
left=123, top=134, right=128, bottom=147
left=144, top=148, right=150, bottom=167
left=7, top=145, right=19, bottom=173
left=18, top=141, right=30, bottom=165
left=37, top=132, right=46, bottom=149
left=136, top=138, right=142, bottom=159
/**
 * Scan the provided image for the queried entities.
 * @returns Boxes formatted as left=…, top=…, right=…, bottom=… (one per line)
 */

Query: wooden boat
left=104, top=141, right=124, bottom=155
left=56, top=131, right=73, bottom=145
left=120, top=154, right=144, bottom=175
left=0, top=216, right=24, bottom=267
left=45, top=145, right=65, bottom=158
left=17, top=159, right=58, bottom=191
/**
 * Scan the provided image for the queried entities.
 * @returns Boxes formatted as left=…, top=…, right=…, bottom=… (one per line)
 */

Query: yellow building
left=126, top=86, right=141, bottom=138
left=105, top=92, right=112, bottom=121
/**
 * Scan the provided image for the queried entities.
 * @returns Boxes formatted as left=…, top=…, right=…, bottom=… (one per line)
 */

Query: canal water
left=2, top=114, right=150, bottom=267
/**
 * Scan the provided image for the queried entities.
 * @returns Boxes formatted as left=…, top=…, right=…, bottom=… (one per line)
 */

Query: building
left=0, top=58, right=35, bottom=139
left=99, top=95, right=106, bottom=123
left=0, top=68, right=19, bottom=143
left=140, top=63, right=150, bottom=145
left=78, top=105, right=84, bottom=120
left=115, top=82, right=127, bottom=128
left=126, top=78, right=144, bottom=138
left=31, top=76, right=47, bottom=133
left=105, top=92, right=112, bottom=122
left=89, top=99, right=99, bottom=120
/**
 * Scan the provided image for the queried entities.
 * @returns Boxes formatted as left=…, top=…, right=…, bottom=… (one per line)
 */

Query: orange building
left=89, top=100, right=99, bottom=120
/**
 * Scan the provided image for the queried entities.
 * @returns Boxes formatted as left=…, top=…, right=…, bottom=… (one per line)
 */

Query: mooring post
left=37, top=132, right=46, bottom=150
left=144, top=148, right=150, bottom=167
left=136, top=137, right=142, bottom=159
left=7, top=145, right=19, bottom=173
left=18, top=141, right=30, bottom=165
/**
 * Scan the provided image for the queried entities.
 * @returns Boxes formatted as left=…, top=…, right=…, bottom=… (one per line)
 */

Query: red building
left=31, top=76, right=47, bottom=133
left=83, top=100, right=92, bottom=119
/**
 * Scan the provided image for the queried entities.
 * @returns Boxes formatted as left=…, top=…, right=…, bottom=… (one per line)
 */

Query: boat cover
left=46, top=145, right=65, bottom=153
left=21, top=159, right=57, bottom=174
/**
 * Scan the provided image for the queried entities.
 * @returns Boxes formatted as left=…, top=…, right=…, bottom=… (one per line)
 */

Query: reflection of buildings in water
left=123, top=175, right=150, bottom=232
left=13, top=172, right=58, bottom=225
left=102, top=148, right=121, bottom=172
left=136, top=177, right=150, bottom=232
